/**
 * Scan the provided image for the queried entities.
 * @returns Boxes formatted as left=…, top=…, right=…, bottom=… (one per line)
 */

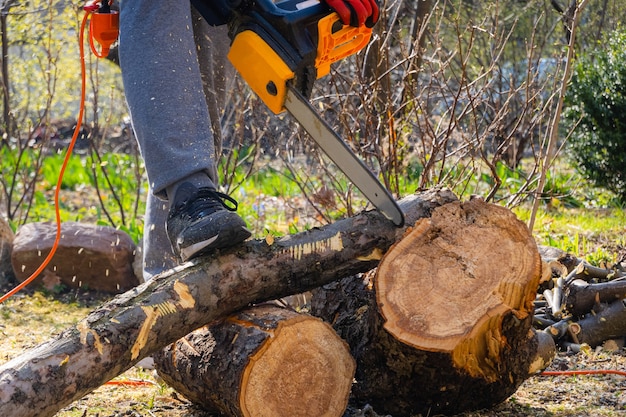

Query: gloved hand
left=323, top=0, right=379, bottom=28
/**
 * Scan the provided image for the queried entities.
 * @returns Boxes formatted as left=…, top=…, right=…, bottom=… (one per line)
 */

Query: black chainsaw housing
left=193, top=0, right=335, bottom=98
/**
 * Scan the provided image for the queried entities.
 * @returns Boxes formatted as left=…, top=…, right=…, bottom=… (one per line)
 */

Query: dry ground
left=0, top=288, right=625, bottom=417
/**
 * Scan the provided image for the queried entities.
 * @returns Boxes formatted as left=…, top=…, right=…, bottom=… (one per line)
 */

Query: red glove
left=324, top=0, right=379, bottom=28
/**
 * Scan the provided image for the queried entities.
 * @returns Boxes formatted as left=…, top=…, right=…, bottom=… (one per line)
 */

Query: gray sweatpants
left=119, top=0, right=234, bottom=279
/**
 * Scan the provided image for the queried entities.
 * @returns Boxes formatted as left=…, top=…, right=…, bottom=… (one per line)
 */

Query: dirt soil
left=0, top=287, right=624, bottom=417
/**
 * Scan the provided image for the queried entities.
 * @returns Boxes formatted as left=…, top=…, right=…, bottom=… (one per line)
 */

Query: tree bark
left=566, top=299, right=626, bottom=347
left=154, top=304, right=355, bottom=417
left=564, top=278, right=626, bottom=317
left=0, top=188, right=457, bottom=417
left=311, top=198, right=547, bottom=416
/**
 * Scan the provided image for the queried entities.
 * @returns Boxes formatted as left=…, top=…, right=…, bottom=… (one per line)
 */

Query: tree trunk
left=311, top=198, right=549, bottom=416
left=154, top=304, right=355, bottom=417
left=0, top=188, right=457, bottom=417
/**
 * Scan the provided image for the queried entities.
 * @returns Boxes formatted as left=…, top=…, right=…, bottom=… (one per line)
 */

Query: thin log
left=564, top=278, right=626, bottom=316
left=536, top=246, right=580, bottom=273
left=565, top=261, right=626, bottom=284
left=154, top=304, right=355, bottom=417
left=0, top=188, right=457, bottom=417
left=568, top=299, right=626, bottom=346
left=551, top=277, right=565, bottom=318
left=530, top=329, right=557, bottom=374
left=544, top=319, right=571, bottom=341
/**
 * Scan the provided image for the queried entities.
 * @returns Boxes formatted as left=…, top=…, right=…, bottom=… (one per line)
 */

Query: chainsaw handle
left=194, top=0, right=372, bottom=79
left=315, top=12, right=372, bottom=78
left=225, top=0, right=372, bottom=112
left=229, top=0, right=372, bottom=78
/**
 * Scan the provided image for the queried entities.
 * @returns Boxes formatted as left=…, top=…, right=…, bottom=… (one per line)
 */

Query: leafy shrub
left=565, top=29, right=626, bottom=201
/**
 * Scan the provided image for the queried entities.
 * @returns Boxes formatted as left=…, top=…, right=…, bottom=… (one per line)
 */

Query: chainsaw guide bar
left=196, top=0, right=404, bottom=226
left=285, top=87, right=404, bottom=226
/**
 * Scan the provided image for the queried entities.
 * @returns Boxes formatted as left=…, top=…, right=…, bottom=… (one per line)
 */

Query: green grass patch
left=3, top=148, right=625, bottom=262
left=515, top=205, right=625, bottom=264
left=1, top=148, right=146, bottom=243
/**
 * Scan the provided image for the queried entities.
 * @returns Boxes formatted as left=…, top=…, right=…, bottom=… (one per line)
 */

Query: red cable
left=540, top=369, right=626, bottom=377
left=0, top=12, right=90, bottom=304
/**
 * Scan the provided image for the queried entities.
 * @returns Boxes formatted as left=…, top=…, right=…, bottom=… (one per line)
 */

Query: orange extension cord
left=0, top=12, right=92, bottom=304
left=0, top=3, right=117, bottom=304
left=105, top=379, right=158, bottom=387
left=0, top=7, right=149, bottom=389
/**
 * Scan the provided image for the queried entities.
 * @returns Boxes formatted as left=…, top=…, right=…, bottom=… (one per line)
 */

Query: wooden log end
left=240, top=313, right=355, bottom=417
left=528, top=329, right=556, bottom=374
left=156, top=305, right=355, bottom=417
left=375, top=199, right=541, bottom=381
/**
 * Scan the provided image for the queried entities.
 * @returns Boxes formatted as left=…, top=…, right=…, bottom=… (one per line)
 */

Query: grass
left=1, top=149, right=146, bottom=243
left=0, top=292, right=93, bottom=361
left=0, top=290, right=181, bottom=416
left=515, top=205, right=626, bottom=263
left=4, top=147, right=625, bottom=266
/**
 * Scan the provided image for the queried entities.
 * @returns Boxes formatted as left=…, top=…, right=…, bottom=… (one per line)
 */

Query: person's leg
left=139, top=10, right=234, bottom=280
left=142, top=192, right=177, bottom=281
left=119, top=0, right=249, bottom=271
left=119, top=0, right=217, bottom=197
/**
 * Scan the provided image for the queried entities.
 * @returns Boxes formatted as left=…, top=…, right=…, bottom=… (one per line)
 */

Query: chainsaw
left=193, top=0, right=405, bottom=227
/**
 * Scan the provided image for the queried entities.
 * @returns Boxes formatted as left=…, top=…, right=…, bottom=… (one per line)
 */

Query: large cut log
left=311, top=198, right=549, bottom=416
left=0, top=188, right=457, bottom=417
left=154, top=304, right=355, bottom=417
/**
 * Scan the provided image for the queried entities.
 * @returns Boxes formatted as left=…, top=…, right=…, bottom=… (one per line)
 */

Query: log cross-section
left=155, top=304, right=355, bottom=417
left=0, top=189, right=458, bottom=417
left=376, top=199, right=542, bottom=381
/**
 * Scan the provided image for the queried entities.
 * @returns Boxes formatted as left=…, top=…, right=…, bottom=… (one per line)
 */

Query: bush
left=565, top=29, right=626, bottom=201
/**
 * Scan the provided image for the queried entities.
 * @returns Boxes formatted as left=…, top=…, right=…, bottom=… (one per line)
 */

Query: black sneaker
left=166, top=182, right=251, bottom=261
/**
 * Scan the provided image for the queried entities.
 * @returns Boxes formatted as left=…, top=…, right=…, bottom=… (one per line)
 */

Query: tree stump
left=311, top=198, right=547, bottom=416
left=154, top=304, right=355, bottom=417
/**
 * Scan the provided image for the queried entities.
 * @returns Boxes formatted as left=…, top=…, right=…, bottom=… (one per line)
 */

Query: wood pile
left=0, top=188, right=458, bottom=417
left=534, top=252, right=626, bottom=350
